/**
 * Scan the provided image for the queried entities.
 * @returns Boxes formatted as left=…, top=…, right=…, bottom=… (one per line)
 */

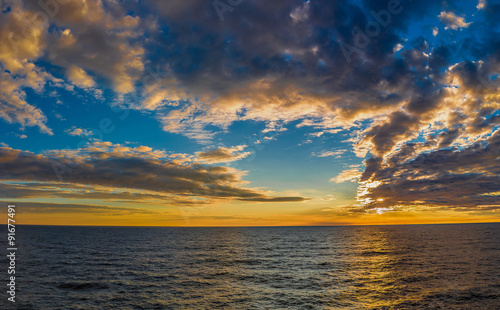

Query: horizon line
left=4, top=221, right=500, bottom=228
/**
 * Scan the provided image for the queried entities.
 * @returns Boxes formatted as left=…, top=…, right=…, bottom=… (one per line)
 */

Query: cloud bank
left=0, top=143, right=307, bottom=206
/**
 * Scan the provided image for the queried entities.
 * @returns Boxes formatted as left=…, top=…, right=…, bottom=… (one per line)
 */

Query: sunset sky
left=0, top=0, right=499, bottom=226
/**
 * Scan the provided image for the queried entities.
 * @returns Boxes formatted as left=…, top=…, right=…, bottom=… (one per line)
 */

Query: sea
left=1, top=223, right=499, bottom=309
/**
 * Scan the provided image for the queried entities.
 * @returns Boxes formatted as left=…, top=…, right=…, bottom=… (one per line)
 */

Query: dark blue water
left=1, top=223, right=500, bottom=309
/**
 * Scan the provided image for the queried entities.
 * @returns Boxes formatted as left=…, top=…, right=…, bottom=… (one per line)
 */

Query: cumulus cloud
left=347, top=54, right=500, bottom=211
left=357, top=129, right=500, bottom=210
left=119, top=0, right=455, bottom=146
left=438, top=11, right=471, bottom=30
left=43, top=2, right=144, bottom=93
left=0, top=4, right=46, bottom=73
left=0, top=0, right=450, bottom=141
left=0, top=3, right=55, bottom=134
left=66, top=65, right=95, bottom=88
left=64, top=127, right=94, bottom=137
left=0, top=0, right=146, bottom=134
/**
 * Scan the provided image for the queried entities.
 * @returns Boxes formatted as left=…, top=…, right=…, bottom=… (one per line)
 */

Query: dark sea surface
left=2, top=223, right=500, bottom=309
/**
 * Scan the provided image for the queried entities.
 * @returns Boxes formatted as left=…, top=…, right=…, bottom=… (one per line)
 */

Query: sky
left=0, top=0, right=499, bottom=226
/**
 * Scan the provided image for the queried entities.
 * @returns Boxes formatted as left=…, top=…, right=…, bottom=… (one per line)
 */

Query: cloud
left=356, top=111, right=421, bottom=157
left=477, top=0, right=486, bottom=10
left=0, top=142, right=307, bottom=205
left=345, top=55, right=500, bottom=211
left=0, top=3, right=46, bottom=73
left=356, top=129, right=500, bottom=210
left=290, top=1, right=310, bottom=23
left=0, top=69, right=54, bottom=134
left=64, top=127, right=94, bottom=137
left=0, top=0, right=146, bottom=135
left=238, top=197, right=309, bottom=202
left=0, top=200, right=165, bottom=215
left=0, top=181, right=207, bottom=205
left=330, top=169, right=362, bottom=183
left=28, top=0, right=145, bottom=93
left=123, top=0, right=457, bottom=146
left=312, top=150, right=346, bottom=158
left=0, top=0, right=446, bottom=141
left=438, top=11, right=471, bottom=30
left=0, top=3, right=55, bottom=134
left=66, top=65, right=95, bottom=88
left=196, top=145, right=251, bottom=163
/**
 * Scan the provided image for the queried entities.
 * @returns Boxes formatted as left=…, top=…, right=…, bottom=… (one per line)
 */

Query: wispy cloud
left=196, top=145, right=251, bottom=163
left=312, top=150, right=346, bottom=158
left=330, top=169, right=362, bottom=183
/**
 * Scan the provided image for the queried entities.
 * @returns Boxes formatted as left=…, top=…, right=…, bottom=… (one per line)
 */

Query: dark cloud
left=359, top=111, right=420, bottom=157
left=359, top=130, right=500, bottom=209
left=0, top=144, right=307, bottom=204
left=0, top=181, right=208, bottom=205
left=138, top=0, right=445, bottom=128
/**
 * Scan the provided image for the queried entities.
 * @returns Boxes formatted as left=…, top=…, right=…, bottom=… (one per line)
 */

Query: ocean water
left=2, top=223, right=500, bottom=309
